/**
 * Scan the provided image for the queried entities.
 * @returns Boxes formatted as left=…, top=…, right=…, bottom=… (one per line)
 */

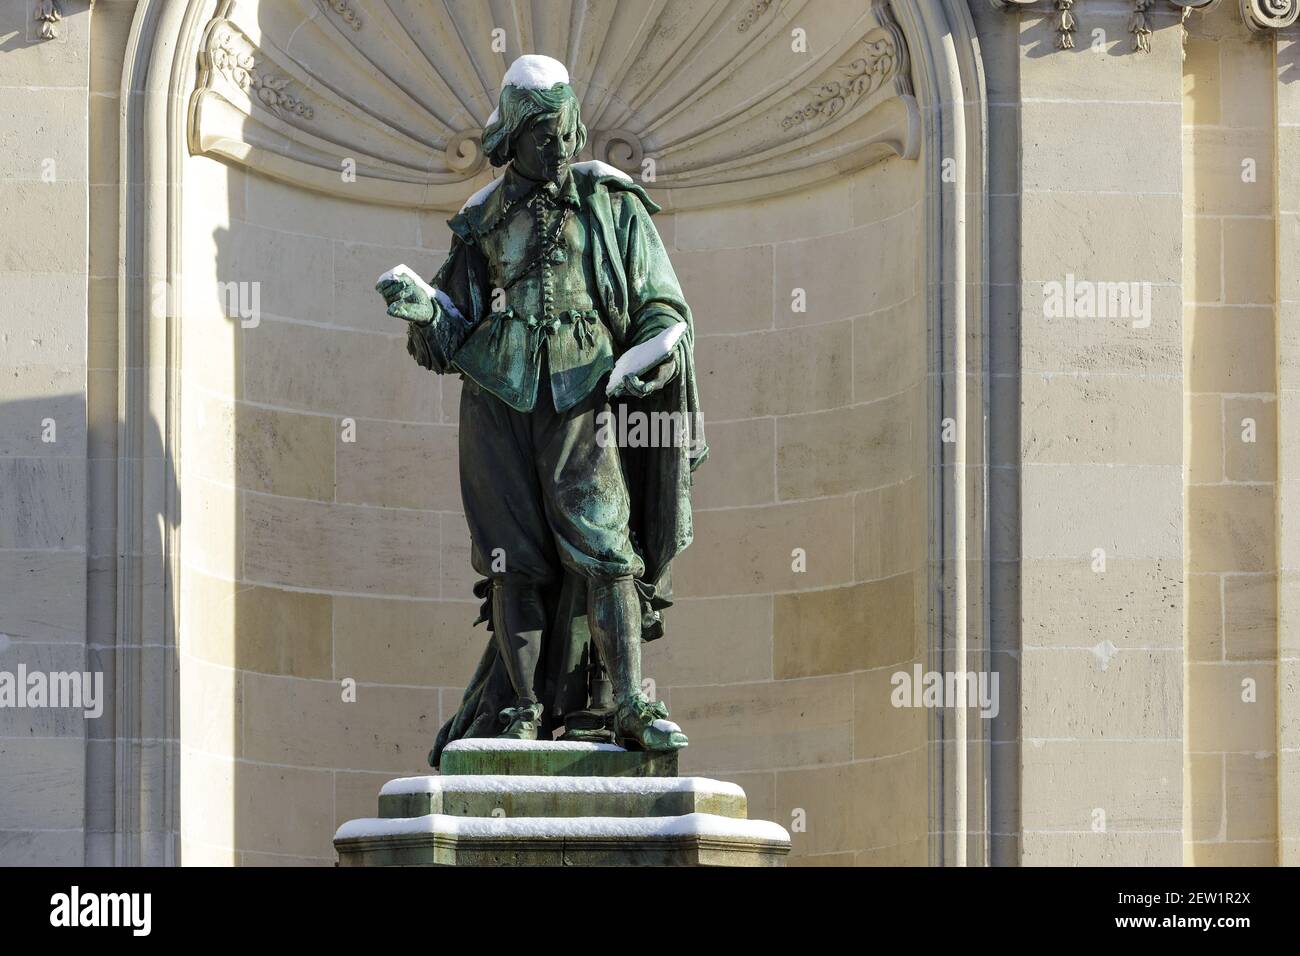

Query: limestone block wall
left=1010, top=2, right=1188, bottom=865
left=976, top=0, right=1296, bottom=867
left=661, top=157, right=929, bottom=865
left=0, top=0, right=94, bottom=866
left=1182, top=7, right=1280, bottom=866
left=6, top=0, right=1296, bottom=869
left=177, top=155, right=453, bottom=864
left=174, top=138, right=928, bottom=863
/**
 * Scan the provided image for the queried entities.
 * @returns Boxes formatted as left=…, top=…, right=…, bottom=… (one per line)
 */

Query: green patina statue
left=376, top=55, right=707, bottom=766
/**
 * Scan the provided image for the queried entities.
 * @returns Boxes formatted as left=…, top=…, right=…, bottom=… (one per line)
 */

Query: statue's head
left=482, top=55, right=587, bottom=186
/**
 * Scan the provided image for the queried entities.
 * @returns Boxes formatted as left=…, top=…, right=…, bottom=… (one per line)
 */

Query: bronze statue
left=376, top=55, right=706, bottom=765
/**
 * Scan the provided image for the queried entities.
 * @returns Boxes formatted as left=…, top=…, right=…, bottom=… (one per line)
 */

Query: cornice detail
left=993, top=0, right=1268, bottom=52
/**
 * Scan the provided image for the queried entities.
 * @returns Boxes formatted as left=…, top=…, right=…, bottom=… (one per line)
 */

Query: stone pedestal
left=334, top=740, right=791, bottom=866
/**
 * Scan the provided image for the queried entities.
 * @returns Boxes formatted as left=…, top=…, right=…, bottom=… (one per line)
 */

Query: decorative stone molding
left=995, top=0, right=1219, bottom=8
left=1056, top=0, right=1078, bottom=49
left=1170, top=0, right=1221, bottom=56
left=116, top=0, right=197, bottom=867
left=1240, top=0, right=1300, bottom=30
left=888, top=0, right=991, bottom=866
left=205, top=21, right=314, bottom=120
left=591, top=128, right=645, bottom=175
left=737, top=0, right=777, bottom=32
left=319, top=0, right=362, bottom=32
left=994, top=0, right=1229, bottom=52
left=34, top=0, right=62, bottom=40
left=780, top=35, right=900, bottom=129
left=187, top=0, right=920, bottom=211
left=988, top=1, right=1076, bottom=48
left=444, top=129, right=485, bottom=176
left=1132, top=0, right=1155, bottom=51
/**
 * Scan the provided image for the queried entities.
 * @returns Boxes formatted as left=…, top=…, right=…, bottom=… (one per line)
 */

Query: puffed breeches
left=458, top=355, right=644, bottom=585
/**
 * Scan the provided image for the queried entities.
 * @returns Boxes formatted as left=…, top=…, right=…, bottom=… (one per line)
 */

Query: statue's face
left=512, top=104, right=579, bottom=186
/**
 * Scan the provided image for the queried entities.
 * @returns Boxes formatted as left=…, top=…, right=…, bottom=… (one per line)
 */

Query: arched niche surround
left=117, top=0, right=989, bottom=864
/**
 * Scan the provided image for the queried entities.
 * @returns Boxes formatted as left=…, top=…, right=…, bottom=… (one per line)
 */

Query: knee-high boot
left=587, top=576, right=687, bottom=751
left=586, top=576, right=642, bottom=704
left=492, top=579, right=546, bottom=737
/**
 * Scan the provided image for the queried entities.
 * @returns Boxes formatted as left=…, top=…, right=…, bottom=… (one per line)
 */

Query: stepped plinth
left=334, top=740, right=791, bottom=867
left=438, top=738, right=680, bottom=778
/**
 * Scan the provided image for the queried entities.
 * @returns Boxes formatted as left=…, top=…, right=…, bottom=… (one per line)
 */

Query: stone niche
left=115, top=0, right=987, bottom=866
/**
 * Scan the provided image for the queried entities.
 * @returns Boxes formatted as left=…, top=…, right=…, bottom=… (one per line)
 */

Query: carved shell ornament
left=188, top=0, right=919, bottom=211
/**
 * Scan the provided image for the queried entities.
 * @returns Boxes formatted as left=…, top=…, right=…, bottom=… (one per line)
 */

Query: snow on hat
left=480, top=55, right=585, bottom=167
left=501, top=54, right=570, bottom=91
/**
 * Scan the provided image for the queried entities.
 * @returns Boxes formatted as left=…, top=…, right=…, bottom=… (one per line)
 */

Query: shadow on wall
left=0, top=390, right=177, bottom=863
left=192, top=134, right=447, bottom=866
left=0, top=393, right=92, bottom=859
left=1283, top=30, right=1300, bottom=84
left=0, top=3, right=63, bottom=53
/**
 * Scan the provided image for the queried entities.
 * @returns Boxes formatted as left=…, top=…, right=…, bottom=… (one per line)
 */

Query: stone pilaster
left=1002, top=0, right=1189, bottom=865
left=1274, top=22, right=1300, bottom=865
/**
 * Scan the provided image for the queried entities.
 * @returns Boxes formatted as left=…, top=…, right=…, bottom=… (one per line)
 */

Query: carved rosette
left=187, top=0, right=920, bottom=211
left=1240, top=0, right=1300, bottom=29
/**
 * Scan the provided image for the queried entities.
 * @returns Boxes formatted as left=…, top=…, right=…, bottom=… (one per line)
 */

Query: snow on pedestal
left=334, top=741, right=791, bottom=867
left=336, top=812, right=789, bottom=843
left=380, top=774, right=744, bottom=798
left=441, top=739, right=626, bottom=753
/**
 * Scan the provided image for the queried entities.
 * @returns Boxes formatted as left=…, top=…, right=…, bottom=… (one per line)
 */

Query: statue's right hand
left=376, top=275, right=435, bottom=325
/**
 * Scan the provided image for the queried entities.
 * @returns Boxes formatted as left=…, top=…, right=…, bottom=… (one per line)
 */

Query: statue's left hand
left=609, top=354, right=677, bottom=399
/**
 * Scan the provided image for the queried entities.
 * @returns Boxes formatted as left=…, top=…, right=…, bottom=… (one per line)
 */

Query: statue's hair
left=482, top=82, right=587, bottom=168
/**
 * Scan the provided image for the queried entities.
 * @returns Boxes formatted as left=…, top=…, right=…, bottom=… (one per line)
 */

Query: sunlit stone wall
left=174, top=145, right=930, bottom=863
